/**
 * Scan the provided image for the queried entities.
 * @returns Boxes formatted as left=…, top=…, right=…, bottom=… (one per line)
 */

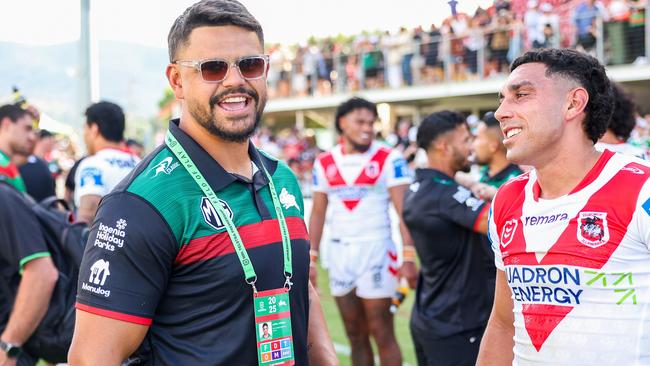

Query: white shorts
left=326, top=238, right=399, bottom=299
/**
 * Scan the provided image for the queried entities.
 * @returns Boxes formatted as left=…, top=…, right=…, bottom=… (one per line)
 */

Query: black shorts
left=410, top=325, right=485, bottom=366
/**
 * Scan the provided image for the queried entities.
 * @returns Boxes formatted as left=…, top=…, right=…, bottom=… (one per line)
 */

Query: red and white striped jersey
left=312, top=142, right=411, bottom=241
left=489, top=149, right=650, bottom=365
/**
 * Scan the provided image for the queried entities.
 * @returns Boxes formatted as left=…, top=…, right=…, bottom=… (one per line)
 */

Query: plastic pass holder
left=254, top=288, right=295, bottom=366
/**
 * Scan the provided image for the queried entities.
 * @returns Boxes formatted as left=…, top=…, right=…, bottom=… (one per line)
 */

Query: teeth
left=222, top=96, right=246, bottom=103
left=506, top=128, right=522, bottom=139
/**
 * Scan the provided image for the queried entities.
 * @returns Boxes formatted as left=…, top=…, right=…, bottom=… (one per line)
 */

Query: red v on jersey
left=494, top=156, right=650, bottom=352
left=318, top=147, right=391, bottom=211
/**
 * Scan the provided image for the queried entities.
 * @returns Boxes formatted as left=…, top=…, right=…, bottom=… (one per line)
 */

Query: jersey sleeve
left=488, top=204, right=505, bottom=270
left=635, top=178, right=650, bottom=252
left=439, top=184, right=490, bottom=233
left=311, top=156, right=329, bottom=193
left=384, top=150, right=412, bottom=188
left=76, top=192, right=178, bottom=325
left=0, top=184, right=49, bottom=272
left=74, top=157, right=109, bottom=205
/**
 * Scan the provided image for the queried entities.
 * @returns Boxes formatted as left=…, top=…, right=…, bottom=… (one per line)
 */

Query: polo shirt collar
left=415, top=168, right=455, bottom=185
left=168, top=119, right=277, bottom=192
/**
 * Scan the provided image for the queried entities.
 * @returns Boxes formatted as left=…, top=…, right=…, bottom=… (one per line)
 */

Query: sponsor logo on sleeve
left=201, top=197, right=233, bottom=230
left=500, top=219, right=518, bottom=248
left=392, top=158, right=409, bottom=179
left=621, top=166, right=644, bottom=175
left=79, top=167, right=103, bottom=187
left=93, top=219, right=127, bottom=251
left=642, top=197, right=650, bottom=217
left=148, top=157, right=180, bottom=178
left=452, top=186, right=483, bottom=211
left=577, top=212, right=609, bottom=248
left=279, top=188, right=299, bottom=211
left=82, top=259, right=111, bottom=297
left=312, top=167, right=319, bottom=186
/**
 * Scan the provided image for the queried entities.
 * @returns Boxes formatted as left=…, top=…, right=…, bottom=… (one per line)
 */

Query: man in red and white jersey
left=74, top=102, right=140, bottom=224
left=476, top=49, right=650, bottom=365
left=309, top=97, right=416, bottom=366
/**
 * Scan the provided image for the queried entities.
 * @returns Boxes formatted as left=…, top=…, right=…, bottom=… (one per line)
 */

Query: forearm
left=1, top=261, right=58, bottom=344
left=76, top=195, right=101, bottom=225
left=476, top=317, right=514, bottom=365
left=306, top=283, right=338, bottom=366
left=307, top=213, right=325, bottom=253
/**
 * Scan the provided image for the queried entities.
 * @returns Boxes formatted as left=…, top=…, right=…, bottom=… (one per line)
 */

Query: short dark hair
left=608, top=81, right=636, bottom=141
left=38, top=129, right=54, bottom=139
left=334, top=97, right=377, bottom=134
left=168, top=0, right=264, bottom=62
left=125, top=138, right=143, bottom=148
left=0, top=104, right=30, bottom=124
left=85, top=101, right=125, bottom=143
left=482, top=111, right=500, bottom=128
left=511, top=49, right=613, bottom=144
left=417, top=110, right=466, bottom=150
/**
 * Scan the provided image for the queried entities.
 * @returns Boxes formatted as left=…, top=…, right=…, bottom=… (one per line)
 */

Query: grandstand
left=262, top=0, right=650, bottom=143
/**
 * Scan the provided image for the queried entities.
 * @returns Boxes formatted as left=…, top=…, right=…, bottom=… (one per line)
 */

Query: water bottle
left=389, top=278, right=409, bottom=314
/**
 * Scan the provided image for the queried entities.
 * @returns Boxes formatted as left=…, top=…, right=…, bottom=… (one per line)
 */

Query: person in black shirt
left=16, top=154, right=56, bottom=202
left=403, top=110, right=494, bottom=366
left=466, top=111, right=523, bottom=201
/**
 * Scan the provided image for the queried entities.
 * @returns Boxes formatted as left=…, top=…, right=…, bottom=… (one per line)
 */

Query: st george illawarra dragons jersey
left=489, top=150, right=650, bottom=365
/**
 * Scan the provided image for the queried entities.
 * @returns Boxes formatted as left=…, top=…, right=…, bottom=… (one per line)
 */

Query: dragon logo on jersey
left=500, top=219, right=518, bottom=248
left=364, top=161, right=380, bottom=179
left=325, top=164, right=339, bottom=180
left=200, top=197, right=233, bottom=230
left=577, top=212, right=609, bottom=248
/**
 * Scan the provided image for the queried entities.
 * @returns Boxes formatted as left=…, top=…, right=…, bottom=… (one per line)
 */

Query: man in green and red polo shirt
left=69, top=1, right=337, bottom=365
left=0, top=104, right=37, bottom=193
left=0, top=104, right=59, bottom=366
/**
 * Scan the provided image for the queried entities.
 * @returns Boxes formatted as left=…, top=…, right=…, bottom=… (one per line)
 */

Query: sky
left=0, top=0, right=493, bottom=48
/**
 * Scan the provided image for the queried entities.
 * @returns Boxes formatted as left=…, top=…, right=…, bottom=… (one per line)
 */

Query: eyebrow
left=498, top=80, right=535, bottom=100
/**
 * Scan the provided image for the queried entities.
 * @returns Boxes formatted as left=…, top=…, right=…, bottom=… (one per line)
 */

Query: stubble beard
left=189, top=88, right=267, bottom=143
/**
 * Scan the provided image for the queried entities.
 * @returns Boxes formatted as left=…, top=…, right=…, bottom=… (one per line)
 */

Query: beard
left=189, top=87, right=266, bottom=143
left=351, top=141, right=371, bottom=153
left=453, top=148, right=472, bottom=173
left=10, top=140, right=33, bottom=157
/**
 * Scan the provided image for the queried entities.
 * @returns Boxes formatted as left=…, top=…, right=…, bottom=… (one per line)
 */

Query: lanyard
left=165, top=130, right=293, bottom=292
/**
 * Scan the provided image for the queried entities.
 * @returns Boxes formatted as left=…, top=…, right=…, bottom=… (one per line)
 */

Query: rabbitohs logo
left=577, top=212, right=609, bottom=248
left=500, top=219, right=518, bottom=248
left=149, top=157, right=180, bottom=177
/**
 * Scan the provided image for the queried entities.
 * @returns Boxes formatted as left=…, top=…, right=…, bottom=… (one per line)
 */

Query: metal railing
left=266, top=7, right=648, bottom=99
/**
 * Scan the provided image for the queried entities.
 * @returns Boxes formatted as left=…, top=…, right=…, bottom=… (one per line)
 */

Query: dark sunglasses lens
left=201, top=60, right=229, bottom=81
left=238, top=57, right=266, bottom=79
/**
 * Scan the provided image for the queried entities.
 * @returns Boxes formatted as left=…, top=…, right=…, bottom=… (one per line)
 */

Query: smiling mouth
left=505, top=128, right=522, bottom=139
left=217, top=96, right=252, bottom=112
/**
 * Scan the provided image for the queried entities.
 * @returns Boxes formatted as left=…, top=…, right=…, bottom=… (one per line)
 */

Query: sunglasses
left=174, top=55, right=269, bottom=83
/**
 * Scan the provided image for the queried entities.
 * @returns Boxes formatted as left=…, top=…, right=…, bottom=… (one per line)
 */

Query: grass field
left=315, top=264, right=417, bottom=366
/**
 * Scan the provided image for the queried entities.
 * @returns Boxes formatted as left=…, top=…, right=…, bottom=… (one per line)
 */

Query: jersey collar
left=415, top=168, right=455, bottom=185
left=168, top=119, right=278, bottom=192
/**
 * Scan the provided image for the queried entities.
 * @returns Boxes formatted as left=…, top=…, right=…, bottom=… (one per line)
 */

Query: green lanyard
left=165, top=130, right=293, bottom=292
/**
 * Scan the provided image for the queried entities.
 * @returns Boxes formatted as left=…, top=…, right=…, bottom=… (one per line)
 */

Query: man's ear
left=166, top=64, right=184, bottom=100
left=565, top=87, right=589, bottom=121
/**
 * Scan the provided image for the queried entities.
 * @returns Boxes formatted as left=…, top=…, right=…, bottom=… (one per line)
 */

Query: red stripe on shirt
left=76, top=302, right=153, bottom=326
left=175, top=216, right=309, bottom=266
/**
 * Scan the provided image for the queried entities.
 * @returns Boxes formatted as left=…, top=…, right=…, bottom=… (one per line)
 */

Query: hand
left=0, top=352, right=17, bottom=366
left=399, top=261, right=418, bottom=289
